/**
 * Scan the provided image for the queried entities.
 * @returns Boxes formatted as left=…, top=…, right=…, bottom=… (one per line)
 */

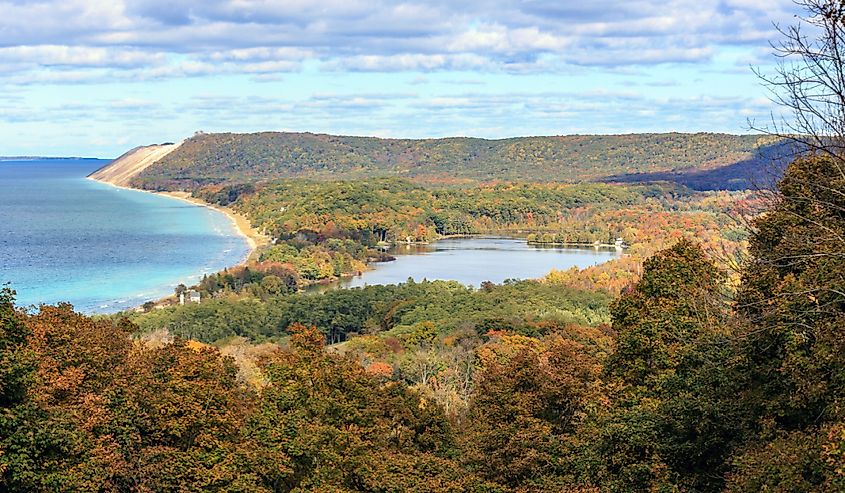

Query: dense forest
left=130, top=132, right=781, bottom=190
left=128, top=279, right=613, bottom=345
left=3, top=152, right=845, bottom=491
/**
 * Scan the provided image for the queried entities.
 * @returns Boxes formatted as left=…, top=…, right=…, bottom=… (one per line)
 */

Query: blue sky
left=0, top=0, right=798, bottom=157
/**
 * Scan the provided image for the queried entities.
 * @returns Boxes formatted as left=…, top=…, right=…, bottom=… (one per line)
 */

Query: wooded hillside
left=130, top=132, right=783, bottom=191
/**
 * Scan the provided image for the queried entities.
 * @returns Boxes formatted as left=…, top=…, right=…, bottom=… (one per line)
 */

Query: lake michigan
left=0, top=158, right=251, bottom=313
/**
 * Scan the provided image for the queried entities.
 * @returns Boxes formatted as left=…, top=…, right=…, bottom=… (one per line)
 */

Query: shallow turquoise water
left=0, top=159, right=250, bottom=313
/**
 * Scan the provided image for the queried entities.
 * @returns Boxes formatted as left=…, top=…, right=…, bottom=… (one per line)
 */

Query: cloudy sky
left=0, top=0, right=798, bottom=157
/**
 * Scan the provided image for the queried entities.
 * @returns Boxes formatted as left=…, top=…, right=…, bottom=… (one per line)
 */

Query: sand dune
left=88, top=142, right=180, bottom=187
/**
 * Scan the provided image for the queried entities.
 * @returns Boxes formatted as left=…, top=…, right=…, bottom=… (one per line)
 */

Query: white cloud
left=0, top=45, right=164, bottom=67
left=204, top=47, right=313, bottom=62
left=0, top=0, right=800, bottom=157
left=329, top=53, right=491, bottom=72
left=0, top=0, right=801, bottom=83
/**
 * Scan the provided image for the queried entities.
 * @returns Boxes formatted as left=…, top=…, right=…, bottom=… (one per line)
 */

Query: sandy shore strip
left=87, top=177, right=270, bottom=266
left=158, top=190, right=269, bottom=258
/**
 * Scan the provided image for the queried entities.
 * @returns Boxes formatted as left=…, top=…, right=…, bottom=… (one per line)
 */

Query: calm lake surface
left=0, top=158, right=250, bottom=313
left=338, top=237, right=621, bottom=288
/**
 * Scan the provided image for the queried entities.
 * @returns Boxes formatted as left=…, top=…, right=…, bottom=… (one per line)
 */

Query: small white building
left=179, top=289, right=201, bottom=305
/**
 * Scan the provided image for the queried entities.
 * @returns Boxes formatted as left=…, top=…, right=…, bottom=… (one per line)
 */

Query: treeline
left=130, top=131, right=777, bottom=190
left=541, top=191, right=755, bottom=292
left=129, top=279, right=613, bottom=346
left=228, top=179, right=672, bottom=242
left=195, top=262, right=300, bottom=299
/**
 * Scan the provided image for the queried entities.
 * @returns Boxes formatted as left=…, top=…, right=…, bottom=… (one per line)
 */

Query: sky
left=0, top=0, right=801, bottom=157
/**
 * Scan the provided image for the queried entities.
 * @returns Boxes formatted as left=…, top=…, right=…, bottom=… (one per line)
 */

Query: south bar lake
left=1, top=159, right=620, bottom=312
left=0, top=158, right=251, bottom=313
left=338, top=237, right=621, bottom=288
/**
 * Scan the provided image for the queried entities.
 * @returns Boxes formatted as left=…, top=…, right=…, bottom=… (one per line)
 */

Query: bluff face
left=88, top=142, right=181, bottom=187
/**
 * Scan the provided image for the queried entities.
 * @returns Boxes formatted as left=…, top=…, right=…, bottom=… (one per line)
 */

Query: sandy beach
left=86, top=142, right=269, bottom=258
left=84, top=142, right=270, bottom=309
left=158, top=190, right=269, bottom=261
left=87, top=177, right=269, bottom=266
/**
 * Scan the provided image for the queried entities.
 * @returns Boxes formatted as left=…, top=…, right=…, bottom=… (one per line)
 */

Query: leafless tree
left=753, top=0, right=845, bottom=175
left=738, top=0, right=845, bottom=322
left=749, top=1, right=845, bottom=216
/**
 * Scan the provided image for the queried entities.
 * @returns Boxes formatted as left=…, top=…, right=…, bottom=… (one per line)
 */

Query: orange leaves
left=289, top=323, right=325, bottom=352
left=184, top=340, right=209, bottom=352
left=366, top=361, right=394, bottom=378
left=25, top=304, right=133, bottom=405
left=125, top=340, right=247, bottom=453
left=4, top=302, right=266, bottom=491
left=463, top=331, right=606, bottom=487
left=475, top=332, right=543, bottom=370
left=823, top=423, right=845, bottom=480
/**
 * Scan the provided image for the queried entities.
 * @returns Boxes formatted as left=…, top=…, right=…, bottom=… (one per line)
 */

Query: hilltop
left=95, top=131, right=787, bottom=191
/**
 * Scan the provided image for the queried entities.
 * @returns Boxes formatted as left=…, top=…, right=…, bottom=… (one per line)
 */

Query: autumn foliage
left=4, top=142, right=845, bottom=491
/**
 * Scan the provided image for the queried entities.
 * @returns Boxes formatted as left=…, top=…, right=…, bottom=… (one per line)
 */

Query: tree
left=755, top=0, right=845, bottom=162
left=737, top=154, right=845, bottom=430
left=0, top=287, right=32, bottom=408
left=2, top=302, right=271, bottom=492
left=728, top=154, right=845, bottom=492
left=596, top=241, right=737, bottom=492
left=0, top=288, right=37, bottom=486
left=725, top=2, right=845, bottom=489
left=0, top=304, right=136, bottom=491
left=606, top=239, right=726, bottom=389
left=250, top=323, right=465, bottom=491
left=726, top=424, right=844, bottom=492
left=259, top=274, right=284, bottom=296
left=115, top=340, right=262, bottom=492
left=462, top=335, right=604, bottom=490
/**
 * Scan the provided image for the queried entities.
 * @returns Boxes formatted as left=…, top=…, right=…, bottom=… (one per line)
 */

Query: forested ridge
left=3, top=153, right=845, bottom=491
left=130, top=132, right=780, bottom=190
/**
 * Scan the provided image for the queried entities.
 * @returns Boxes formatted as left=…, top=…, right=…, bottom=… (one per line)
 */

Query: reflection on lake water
left=336, top=236, right=622, bottom=289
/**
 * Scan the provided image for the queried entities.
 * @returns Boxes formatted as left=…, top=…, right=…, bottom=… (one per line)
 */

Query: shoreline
left=156, top=190, right=269, bottom=260
left=87, top=178, right=271, bottom=312
left=87, top=177, right=269, bottom=266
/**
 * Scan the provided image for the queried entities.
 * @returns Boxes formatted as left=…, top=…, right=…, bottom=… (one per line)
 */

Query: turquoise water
left=0, top=159, right=250, bottom=313
left=339, top=237, right=621, bottom=288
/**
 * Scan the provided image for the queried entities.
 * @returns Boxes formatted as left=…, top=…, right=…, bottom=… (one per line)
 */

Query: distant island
left=0, top=156, right=101, bottom=161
